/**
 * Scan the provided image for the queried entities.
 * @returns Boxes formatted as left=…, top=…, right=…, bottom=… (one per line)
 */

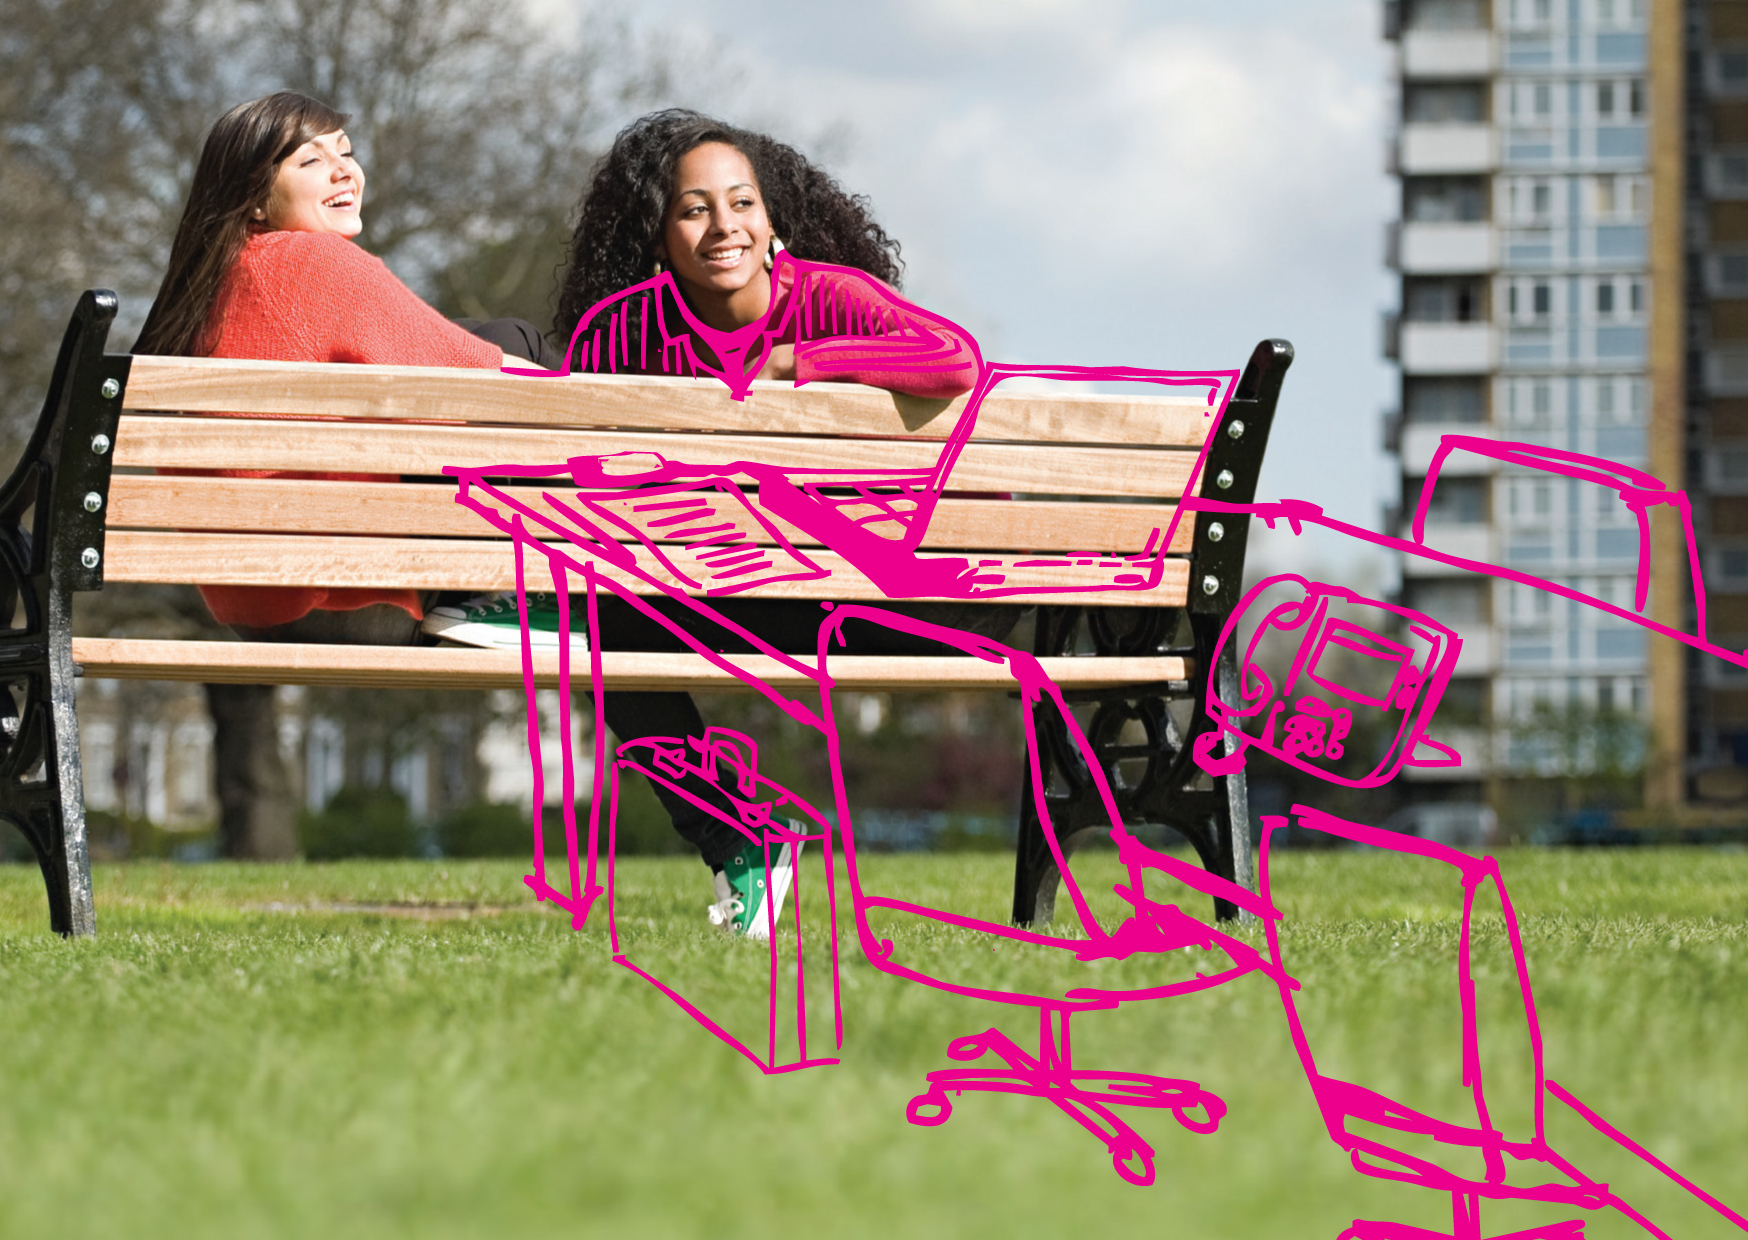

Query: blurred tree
left=1503, top=696, right=1646, bottom=832
left=0, top=0, right=699, bottom=855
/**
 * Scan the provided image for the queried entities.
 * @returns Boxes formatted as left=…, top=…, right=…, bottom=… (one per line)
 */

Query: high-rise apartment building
left=1383, top=0, right=1707, bottom=821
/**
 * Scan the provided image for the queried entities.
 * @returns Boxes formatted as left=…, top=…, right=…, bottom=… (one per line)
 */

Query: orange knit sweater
left=193, top=230, right=503, bottom=629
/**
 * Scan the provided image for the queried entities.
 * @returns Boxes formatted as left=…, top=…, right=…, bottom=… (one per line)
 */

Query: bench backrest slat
left=102, top=531, right=1192, bottom=607
left=112, top=415, right=1201, bottom=498
left=106, top=476, right=1191, bottom=554
left=120, top=356, right=1221, bottom=448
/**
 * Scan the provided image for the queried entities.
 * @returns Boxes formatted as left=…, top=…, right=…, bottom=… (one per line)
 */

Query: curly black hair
left=553, top=109, right=904, bottom=343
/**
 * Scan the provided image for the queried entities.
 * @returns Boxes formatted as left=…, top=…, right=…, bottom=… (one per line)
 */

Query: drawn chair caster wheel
left=1111, top=1145, right=1156, bottom=1187
left=906, top=1090, right=953, bottom=1126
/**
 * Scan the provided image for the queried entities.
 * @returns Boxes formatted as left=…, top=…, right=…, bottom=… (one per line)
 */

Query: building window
left=1405, top=377, right=1485, bottom=423
left=1406, top=83, right=1487, bottom=124
left=1718, top=154, right=1748, bottom=191
left=1597, top=281, right=1615, bottom=315
left=1597, top=81, right=1615, bottom=117
left=1629, top=280, right=1643, bottom=313
left=1597, top=378, right=1616, bottom=418
left=1532, top=181, right=1552, bottom=216
left=1595, top=175, right=1617, bottom=215
left=1722, top=254, right=1748, bottom=291
left=1404, top=0, right=1483, bottom=28
left=1403, top=580, right=1489, bottom=624
left=1628, top=79, right=1645, bottom=117
left=1405, top=176, right=1487, bottom=222
left=1722, top=52, right=1748, bottom=86
left=1406, top=277, right=1484, bottom=322
left=1534, top=82, right=1552, bottom=116
left=1409, top=475, right=1489, bottom=524
left=1533, top=282, right=1552, bottom=316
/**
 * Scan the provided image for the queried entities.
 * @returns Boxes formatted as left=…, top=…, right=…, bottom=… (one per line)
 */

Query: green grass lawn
left=0, top=847, right=1742, bottom=1239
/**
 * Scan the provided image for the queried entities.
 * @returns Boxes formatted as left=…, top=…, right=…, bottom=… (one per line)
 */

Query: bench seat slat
left=70, top=638, right=1189, bottom=692
left=101, top=531, right=1192, bottom=606
left=105, top=476, right=1194, bottom=554
left=120, top=357, right=1223, bottom=448
left=112, top=416, right=1198, bottom=499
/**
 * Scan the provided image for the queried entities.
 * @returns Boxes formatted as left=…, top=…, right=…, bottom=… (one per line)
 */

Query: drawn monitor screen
left=1305, top=622, right=1419, bottom=713
left=1240, top=594, right=1447, bottom=783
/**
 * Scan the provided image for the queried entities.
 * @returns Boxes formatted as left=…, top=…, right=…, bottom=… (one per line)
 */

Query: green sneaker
left=708, top=833, right=801, bottom=940
left=421, top=593, right=587, bottom=652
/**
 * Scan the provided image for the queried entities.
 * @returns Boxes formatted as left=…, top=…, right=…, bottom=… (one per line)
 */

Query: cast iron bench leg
left=0, top=291, right=127, bottom=936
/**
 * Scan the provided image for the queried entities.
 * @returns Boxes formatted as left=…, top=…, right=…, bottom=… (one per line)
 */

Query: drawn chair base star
left=905, top=1009, right=1224, bottom=1185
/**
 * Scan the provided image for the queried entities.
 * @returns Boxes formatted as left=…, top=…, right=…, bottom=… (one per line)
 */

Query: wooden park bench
left=1, top=289, right=1291, bottom=936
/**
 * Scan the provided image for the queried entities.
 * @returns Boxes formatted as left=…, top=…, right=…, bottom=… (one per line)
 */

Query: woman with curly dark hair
left=431, top=110, right=1011, bottom=934
left=547, top=108, right=979, bottom=398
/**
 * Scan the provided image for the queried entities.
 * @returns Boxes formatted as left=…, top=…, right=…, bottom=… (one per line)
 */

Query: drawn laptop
left=473, top=361, right=1243, bottom=603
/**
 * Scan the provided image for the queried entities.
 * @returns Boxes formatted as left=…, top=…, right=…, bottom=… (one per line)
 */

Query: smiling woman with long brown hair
left=135, top=90, right=539, bottom=643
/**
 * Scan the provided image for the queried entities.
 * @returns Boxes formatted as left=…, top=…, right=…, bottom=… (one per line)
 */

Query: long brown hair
left=134, top=92, right=348, bottom=357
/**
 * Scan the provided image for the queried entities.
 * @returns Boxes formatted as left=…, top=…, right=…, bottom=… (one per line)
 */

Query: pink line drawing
left=819, top=603, right=1271, bottom=1186
left=1194, top=575, right=1464, bottom=787
left=1185, top=430, right=1739, bottom=675
left=609, top=723, right=842, bottom=1074
left=454, top=264, right=1737, bottom=1208
left=520, top=253, right=987, bottom=402
left=1258, top=805, right=1746, bottom=1238
left=445, top=284, right=1262, bottom=1171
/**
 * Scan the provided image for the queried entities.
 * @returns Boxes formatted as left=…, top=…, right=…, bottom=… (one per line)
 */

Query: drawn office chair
left=817, top=603, right=1276, bottom=1185
left=1259, top=805, right=1746, bottom=1239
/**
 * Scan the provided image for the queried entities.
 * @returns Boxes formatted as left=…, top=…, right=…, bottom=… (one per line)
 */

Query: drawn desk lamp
left=817, top=603, right=1276, bottom=1186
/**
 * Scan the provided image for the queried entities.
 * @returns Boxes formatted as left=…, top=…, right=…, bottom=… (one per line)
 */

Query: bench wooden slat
left=112, top=416, right=1199, bottom=499
left=100, top=531, right=1191, bottom=606
left=120, top=356, right=1222, bottom=448
left=105, top=476, right=1194, bottom=554
left=70, top=638, right=1189, bottom=691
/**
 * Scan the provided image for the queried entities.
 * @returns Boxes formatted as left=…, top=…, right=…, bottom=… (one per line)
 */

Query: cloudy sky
left=584, top=0, right=1399, bottom=571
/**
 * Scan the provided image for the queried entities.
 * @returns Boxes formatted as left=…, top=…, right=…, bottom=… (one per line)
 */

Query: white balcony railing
left=1400, top=422, right=1499, bottom=475
left=1399, top=124, right=1496, bottom=174
left=1398, top=222, right=1495, bottom=274
left=1402, top=29, right=1495, bottom=77
left=1402, top=524, right=1493, bottom=571
left=1399, top=321, right=1496, bottom=373
left=1450, top=625, right=1495, bottom=675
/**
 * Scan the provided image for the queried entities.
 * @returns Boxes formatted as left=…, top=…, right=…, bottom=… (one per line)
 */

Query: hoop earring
left=765, top=235, right=785, bottom=272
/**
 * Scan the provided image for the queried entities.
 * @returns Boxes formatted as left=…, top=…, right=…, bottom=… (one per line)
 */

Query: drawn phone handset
left=1193, top=574, right=1462, bottom=788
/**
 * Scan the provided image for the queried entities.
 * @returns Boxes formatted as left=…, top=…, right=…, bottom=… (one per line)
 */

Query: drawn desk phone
left=1194, top=575, right=1462, bottom=789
